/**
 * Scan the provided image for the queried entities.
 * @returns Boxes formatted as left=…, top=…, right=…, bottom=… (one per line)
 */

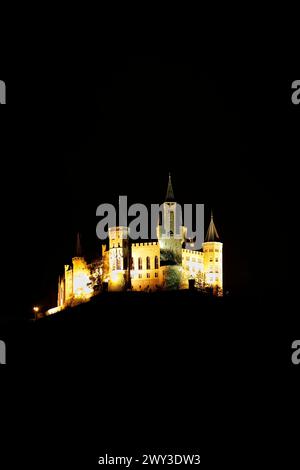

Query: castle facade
left=53, top=175, right=223, bottom=313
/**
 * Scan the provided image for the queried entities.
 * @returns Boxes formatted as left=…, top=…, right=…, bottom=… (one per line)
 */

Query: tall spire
left=165, top=172, right=175, bottom=202
left=205, top=211, right=220, bottom=242
left=75, top=232, right=82, bottom=257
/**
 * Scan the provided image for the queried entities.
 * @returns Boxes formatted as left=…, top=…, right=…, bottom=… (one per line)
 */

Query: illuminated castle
left=53, top=175, right=223, bottom=313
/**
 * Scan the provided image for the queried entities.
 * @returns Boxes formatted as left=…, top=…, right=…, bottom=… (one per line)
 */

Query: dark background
left=0, top=53, right=299, bottom=468
left=2, top=57, right=291, bottom=320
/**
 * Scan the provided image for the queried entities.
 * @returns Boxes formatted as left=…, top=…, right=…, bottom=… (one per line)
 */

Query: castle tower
left=157, top=173, right=186, bottom=257
left=72, top=233, right=93, bottom=299
left=202, top=212, right=223, bottom=295
left=108, top=226, right=130, bottom=291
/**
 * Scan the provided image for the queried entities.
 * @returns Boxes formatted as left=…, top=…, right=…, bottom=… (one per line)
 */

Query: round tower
left=108, top=226, right=130, bottom=291
left=202, top=212, right=223, bottom=295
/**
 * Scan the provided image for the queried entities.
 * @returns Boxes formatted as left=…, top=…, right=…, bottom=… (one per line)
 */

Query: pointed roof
left=165, top=172, right=175, bottom=202
left=205, top=211, right=220, bottom=242
left=75, top=232, right=82, bottom=256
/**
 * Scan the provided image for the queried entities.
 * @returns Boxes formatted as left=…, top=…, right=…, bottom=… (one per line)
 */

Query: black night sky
left=1, top=45, right=299, bottom=468
left=2, top=56, right=295, bottom=320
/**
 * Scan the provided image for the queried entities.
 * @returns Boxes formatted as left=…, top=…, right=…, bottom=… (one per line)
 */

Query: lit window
left=138, top=257, right=142, bottom=270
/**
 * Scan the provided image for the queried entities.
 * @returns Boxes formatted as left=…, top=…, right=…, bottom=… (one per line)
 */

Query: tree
left=195, top=271, right=206, bottom=292
left=163, top=266, right=182, bottom=290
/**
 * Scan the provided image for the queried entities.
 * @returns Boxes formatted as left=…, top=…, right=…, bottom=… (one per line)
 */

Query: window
left=131, top=258, right=134, bottom=270
left=215, top=258, right=218, bottom=262
left=155, top=255, right=159, bottom=269
left=210, top=258, right=213, bottom=263
left=147, top=273, right=150, bottom=279
left=186, top=257, right=190, bottom=262
left=138, top=274, right=142, bottom=279
left=155, top=272, right=158, bottom=278
left=146, top=256, right=150, bottom=270
left=170, top=211, right=174, bottom=232
left=116, top=257, right=121, bottom=270
left=138, top=257, right=142, bottom=270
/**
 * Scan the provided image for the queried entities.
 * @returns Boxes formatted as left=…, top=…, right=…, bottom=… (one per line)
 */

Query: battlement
left=182, top=248, right=203, bottom=256
left=131, top=242, right=158, bottom=247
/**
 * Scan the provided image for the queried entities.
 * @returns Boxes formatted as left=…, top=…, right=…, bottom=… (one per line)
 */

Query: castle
left=50, top=175, right=223, bottom=314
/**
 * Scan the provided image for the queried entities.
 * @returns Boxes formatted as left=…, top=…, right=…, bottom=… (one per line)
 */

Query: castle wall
left=64, top=265, right=73, bottom=302
left=102, top=245, right=109, bottom=281
left=182, top=249, right=204, bottom=278
left=72, top=257, right=93, bottom=299
left=57, top=277, right=65, bottom=307
left=130, top=242, right=162, bottom=291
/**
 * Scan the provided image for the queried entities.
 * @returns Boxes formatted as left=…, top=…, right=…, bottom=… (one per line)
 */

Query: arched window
left=146, top=256, right=150, bottom=270
left=155, top=255, right=159, bottom=269
left=138, top=257, right=142, bottom=270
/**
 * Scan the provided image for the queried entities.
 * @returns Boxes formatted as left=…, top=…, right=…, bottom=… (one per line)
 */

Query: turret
left=202, top=212, right=223, bottom=295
